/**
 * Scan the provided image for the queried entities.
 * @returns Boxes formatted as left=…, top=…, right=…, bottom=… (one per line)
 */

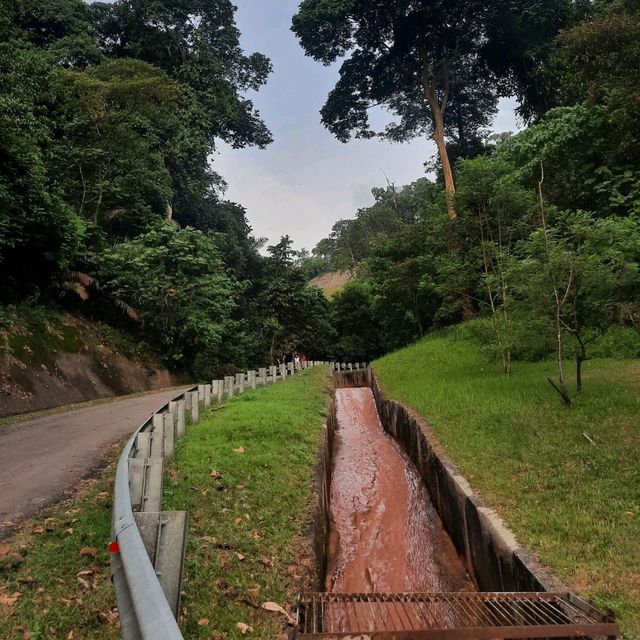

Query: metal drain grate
left=296, top=592, right=619, bottom=638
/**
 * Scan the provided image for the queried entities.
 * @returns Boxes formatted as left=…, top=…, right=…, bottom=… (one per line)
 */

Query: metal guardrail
left=110, top=362, right=329, bottom=639
left=111, top=386, right=195, bottom=640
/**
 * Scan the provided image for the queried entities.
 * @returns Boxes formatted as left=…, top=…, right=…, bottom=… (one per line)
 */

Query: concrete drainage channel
left=110, top=359, right=357, bottom=640
left=295, top=366, right=620, bottom=639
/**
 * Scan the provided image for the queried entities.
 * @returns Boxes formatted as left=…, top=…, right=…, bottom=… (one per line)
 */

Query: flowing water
left=324, top=387, right=473, bottom=630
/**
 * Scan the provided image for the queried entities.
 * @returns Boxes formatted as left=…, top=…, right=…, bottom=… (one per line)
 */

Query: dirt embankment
left=309, top=271, right=353, bottom=298
left=0, top=312, right=185, bottom=417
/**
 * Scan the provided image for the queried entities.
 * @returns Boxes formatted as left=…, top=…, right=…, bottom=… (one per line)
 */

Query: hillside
left=374, top=331, right=640, bottom=637
left=309, top=271, right=353, bottom=298
left=0, top=307, right=183, bottom=417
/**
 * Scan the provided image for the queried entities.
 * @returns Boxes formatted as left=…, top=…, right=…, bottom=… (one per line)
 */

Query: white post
left=191, top=391, right=199, bottom=423
left=204, top=384, right=211, bottom=408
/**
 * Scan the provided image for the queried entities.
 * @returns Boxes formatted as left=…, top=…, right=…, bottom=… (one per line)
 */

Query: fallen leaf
left=0, top=592, right=20, bottom=607
left=98, top=609, right=118, bottom=625
left=236, top=553, right=245, bottom=561
left=261, top=601, right=294, bottom=624
left=77, top=577, right=90, bottom=590
left=65, top=528, right=74, bottom=535
left=233, top=447, right=245, bottom=454
left=197, top=618, right=209, bottom=626
left=23, top=632, right=32, bottom=640
left=247, top=587, right=260, bottom=599
left=1, top=521, right=13, bottom=527
left=210, top=469, right=222, bottom=478
left=33, top=526, right=44, bottom=534
left=236, top=622, right=253, bottom=634
left=236, top=484, right=245, bottom=490
left=0, top=545, right=11, bottom=556
left=67, top=632, right=74, bottom=640
left=79, top=547, right=98, bottom=557
left=44, top=518, right=58, bottom=531
left=258, top=556, right=272, bottom=566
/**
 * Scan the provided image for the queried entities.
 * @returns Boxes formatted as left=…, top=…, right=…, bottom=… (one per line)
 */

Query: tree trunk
left=422, top=60, right=470, bottom=317
left=432, top=108, right=457, bottom=221
left=576, top=351, right=584, bottom=393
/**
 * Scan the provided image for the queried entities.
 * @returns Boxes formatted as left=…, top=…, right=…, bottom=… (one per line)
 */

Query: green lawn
left=0, top=450, right=120, bottom=640
left=0, top=367, right=330, bottom=639
left=375, top=332, right=640, bottom=638
left=163, top=366, right=330, bottom=639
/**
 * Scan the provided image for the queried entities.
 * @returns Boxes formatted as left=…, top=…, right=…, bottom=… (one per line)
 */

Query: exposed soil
left=309, top=271, right=353, bottom=298
left=0, top=346, right=182, bottom=418
left=0, top=387, right=186, bottom=534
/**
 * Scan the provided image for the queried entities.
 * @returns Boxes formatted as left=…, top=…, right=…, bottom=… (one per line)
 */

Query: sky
left=213, top=1, right=521, bottom=252
left=92, top=0, right=520, bottom=251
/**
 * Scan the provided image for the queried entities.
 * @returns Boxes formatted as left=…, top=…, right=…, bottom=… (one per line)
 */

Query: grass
left=374, top=331, right=640, bottom=638
left=0, top=367, right=330, bottom=639
left=163, top=366, right=331, bottom=639
left=0, top=444, right=121, bottom=640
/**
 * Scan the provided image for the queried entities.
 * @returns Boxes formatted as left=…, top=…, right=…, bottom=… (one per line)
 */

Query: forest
left=1, top=0, right=639, bottom=397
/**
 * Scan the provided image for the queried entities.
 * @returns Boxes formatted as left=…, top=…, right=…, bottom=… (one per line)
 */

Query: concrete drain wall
left=314, top=367, right=565, bottom=594
left=369, top=372, right=564, bottom=593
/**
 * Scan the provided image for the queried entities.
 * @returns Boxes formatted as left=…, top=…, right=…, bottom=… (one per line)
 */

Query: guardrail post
left=248, top=370, right=257, bottom=389
left=176, top=399, right=186, bottom=439
left=279, top=363, right=287, bottom=379
left=225, top=376, right=234, bottom=398
left=163, top=413, right=175, bottom=459
left=190, top=391, right=199, bottom=423
left=258, top=368, right=266, bottom=386
left=235, top=372, right=244, bottom=395
left=288, top=361, right=294, bottom=376
left=214, top=379, right=223, bottom=403
left=151, top=414, right=165, bottom=458
left=203, top=384, right=211, bottom=408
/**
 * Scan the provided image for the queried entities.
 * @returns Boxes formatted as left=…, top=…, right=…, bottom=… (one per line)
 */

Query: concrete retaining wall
left=369, top=373, right=564, bottom=593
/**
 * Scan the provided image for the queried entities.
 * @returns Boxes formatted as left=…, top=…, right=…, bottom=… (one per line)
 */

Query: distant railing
left=110, top=360, right=331, bottom=639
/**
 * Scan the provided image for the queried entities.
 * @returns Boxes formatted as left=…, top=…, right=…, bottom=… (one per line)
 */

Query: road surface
left=0, top=388, right=186, bottom=531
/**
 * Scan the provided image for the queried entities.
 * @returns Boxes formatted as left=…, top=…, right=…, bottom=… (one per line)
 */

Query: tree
left=455, top=155, right=539, bottom=373
left=0, top=14, right=85, bottom=300
left=248, top=236, right=332, bottom=364
left=330, top=282, right=385, bottom=361
left=89, top=0, right=272, bottom=151
left=292, top=0, right=565, bottom=219
left=56, top=59, right=181, bottom=237
left=97, top=224, right=239, bottom=378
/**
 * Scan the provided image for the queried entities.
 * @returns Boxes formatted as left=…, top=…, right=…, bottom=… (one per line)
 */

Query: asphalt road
left=0, top=388, right=186, bottom=530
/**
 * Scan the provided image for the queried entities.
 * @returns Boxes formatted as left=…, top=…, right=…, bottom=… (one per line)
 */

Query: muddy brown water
left=325, top=387, right=473, bottom=630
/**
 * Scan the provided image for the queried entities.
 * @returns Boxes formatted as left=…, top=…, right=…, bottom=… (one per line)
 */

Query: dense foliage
left=308, top=0, right=640, bottom=399
left=2, top=0, right=639, bottom=395
left=0, top=0, right=329, bottom=376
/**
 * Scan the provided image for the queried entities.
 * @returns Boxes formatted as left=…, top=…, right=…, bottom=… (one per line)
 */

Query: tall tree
left=292, top=0, right=571, bottom=218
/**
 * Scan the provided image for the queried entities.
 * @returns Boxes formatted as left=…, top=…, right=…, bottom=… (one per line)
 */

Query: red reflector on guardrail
left=109, top=541, right=120, bottom=553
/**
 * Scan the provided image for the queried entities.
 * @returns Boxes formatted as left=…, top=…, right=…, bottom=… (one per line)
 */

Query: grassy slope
left=163, top=366, right=330, bottom=639
left=375, top=332, right=640, bottom=637
left=0, top=448, right=120, bottom=640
